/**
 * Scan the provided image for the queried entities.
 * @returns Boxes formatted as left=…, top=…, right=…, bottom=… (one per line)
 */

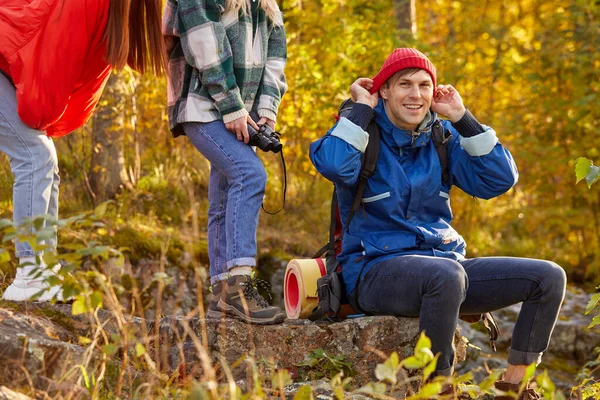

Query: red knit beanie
left=370, top=48, right=436, bottom=94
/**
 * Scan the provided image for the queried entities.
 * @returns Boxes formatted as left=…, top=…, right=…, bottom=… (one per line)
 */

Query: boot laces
left=240, top=278, right=271, bottom=308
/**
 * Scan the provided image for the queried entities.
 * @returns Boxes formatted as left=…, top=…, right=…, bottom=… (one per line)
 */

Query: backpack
left=310, top=99, right=500, bottom=351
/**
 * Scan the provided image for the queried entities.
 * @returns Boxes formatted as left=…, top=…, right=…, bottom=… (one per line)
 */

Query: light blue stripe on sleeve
left=331, top=117, right=370, bottom=153
left=459, top=127, right=498, bottom=156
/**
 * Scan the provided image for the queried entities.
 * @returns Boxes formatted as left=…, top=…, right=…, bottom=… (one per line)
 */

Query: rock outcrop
left=0, top=302, right=465, bottom=398
left=154, top=315, right=465, bottom=386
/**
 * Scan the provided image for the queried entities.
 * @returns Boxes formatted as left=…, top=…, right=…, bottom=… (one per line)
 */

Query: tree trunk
left=89, top=70, right=131, bottom=204
left=393, top=0, right=416, bottom=39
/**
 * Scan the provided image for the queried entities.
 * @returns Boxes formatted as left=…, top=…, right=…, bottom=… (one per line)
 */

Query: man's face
left=379, top=69, right=434, bottom=131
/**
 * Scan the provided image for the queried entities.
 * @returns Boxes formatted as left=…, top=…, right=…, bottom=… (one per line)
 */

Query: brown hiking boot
left=494, top=381, right=541, bottom=400
left=206, top=280, right=224, bottom=319
left=218, top=274, right=286, bottom=325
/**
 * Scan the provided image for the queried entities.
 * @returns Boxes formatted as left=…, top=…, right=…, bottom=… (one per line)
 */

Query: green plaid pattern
left=163, top=0, right=287, bottom=136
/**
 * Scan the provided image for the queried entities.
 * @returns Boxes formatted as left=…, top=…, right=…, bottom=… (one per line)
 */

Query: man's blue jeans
left=348, top=255, right=567, bottom=375
left=0, top=74, right=59, bottom=258
left=183, top=121, right=267, bottom=284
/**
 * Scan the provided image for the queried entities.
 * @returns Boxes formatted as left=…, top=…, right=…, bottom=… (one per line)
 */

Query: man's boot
left=206, top=280, right=224, bottom=318
left=494, top=381, right=541, bottom=400
left=218, top=274, right=285, bottom=324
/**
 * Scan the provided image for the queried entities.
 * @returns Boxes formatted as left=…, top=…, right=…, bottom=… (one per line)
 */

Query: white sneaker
left=2, top=260, right=63, bottom=302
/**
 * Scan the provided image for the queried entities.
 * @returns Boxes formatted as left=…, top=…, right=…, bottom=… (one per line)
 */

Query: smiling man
left=309, top=48, right=565, bottom=399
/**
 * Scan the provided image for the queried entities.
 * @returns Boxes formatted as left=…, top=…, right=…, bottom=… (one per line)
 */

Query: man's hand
left=350, top=78, right=379, bottom=109
left=225, top=114, right=260, bottom=144
left=257, top=117, right=275, bottom=130
left=431, top=84, right=466, bottom=122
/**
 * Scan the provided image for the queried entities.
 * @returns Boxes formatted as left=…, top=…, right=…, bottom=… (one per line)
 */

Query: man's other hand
left=350, top=78, right=379, bottom=109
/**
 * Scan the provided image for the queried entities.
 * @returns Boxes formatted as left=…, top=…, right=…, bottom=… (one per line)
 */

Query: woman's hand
left=257, top=117, right=275, bottom=130
left=350, top=78, right=379, bottom=109
left=225, top=114, right=260, bottom=143
left=431, top=84, right=466, bottom=122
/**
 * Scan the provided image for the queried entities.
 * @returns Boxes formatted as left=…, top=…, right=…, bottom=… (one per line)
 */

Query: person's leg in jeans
left=0, top=73, right=61, bottom=301
left=205, top=167, right=229, bottom=317
left=350, top=255, right=468, bottom=376
left=183, top=121, right=285, bottom=324
left=458, top=257, right=566, bottom=385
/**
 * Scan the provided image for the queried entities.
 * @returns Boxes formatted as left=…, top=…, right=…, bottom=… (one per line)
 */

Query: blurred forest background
left=1, top=0, right=598, bottom=288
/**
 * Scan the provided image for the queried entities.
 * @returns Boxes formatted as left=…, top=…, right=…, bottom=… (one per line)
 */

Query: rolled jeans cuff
left=210, top=272, right=230, bottom=285
left=226, top=257, right=256, bottom=270
left=508, top=348, right=543, bottom=366
left=15, top=249, right=43, bottom=258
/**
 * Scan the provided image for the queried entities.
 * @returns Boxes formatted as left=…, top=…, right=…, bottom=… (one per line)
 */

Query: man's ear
left=379, top=86, right=389, bottom=100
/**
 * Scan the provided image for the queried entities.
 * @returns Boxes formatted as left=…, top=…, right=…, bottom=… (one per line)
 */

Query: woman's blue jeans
left=348, top=255, right=567, bottom=375
left=0, top=74, right=59, bottom=258
left=183, top=121, right=267, bottom=284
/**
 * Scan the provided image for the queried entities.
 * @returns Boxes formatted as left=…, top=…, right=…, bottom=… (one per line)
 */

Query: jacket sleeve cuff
left=459, top=127, right=498, bottom=156
left=451, top=109, right=485, bottom=138
left=222, top=108, right=249, bottom=124
left=346, top=103, right=374, bottom=131
left=331, top=117, right=369, bottom=153
left=257, top=108, right=278, bottom=122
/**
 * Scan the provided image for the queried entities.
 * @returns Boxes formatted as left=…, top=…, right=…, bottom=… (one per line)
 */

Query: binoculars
left=248, top=124, right=282, bottom=153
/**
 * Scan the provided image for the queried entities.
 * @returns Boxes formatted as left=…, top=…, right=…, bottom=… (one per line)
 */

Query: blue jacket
left=309, top=99, right=519, bottom=294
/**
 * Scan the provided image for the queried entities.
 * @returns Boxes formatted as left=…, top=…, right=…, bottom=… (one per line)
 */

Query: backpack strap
left=312, top=189, right=338, bottom=262
left=345, top=119, right=380, bottom=228
left=431, top=119, right=452, bottom=186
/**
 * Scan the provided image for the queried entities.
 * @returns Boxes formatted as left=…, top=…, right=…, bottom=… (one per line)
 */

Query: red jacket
left=0, top=0, right=112, bottom=137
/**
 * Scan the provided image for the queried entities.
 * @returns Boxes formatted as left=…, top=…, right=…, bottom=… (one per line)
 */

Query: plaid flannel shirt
left=163, top=0, right=287, bottom=136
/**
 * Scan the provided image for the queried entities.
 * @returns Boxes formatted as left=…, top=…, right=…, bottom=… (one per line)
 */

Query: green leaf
left=0, top=219, right=14, bottom=229
left=523, top=363, right=537, bottom=382
left=575, top=157, right=593, bottom=183
left=94, top=201, right=112, bottom=218
left=384, top=352, right=400, bottom=368
left=419, top=382, right=443, bottom=397
left=42, top=253, right=59, bottom=269
left=415, top=332, right=432, bottom=356
left=102, top=343, right=118, bottom=356
left=586, top=165, right=600, bottom=188
left=357, top=382, right=387, bottom=395
left=478, top=370, right=503, bottom=393
left=585, top=293, right=600, bottom=315
left=374, top=363, right=396, bottom=385
left=72, top=296, right=87, bottom=315
left=401, top=356, right=424, bottom=369
left=293, top=385, right=314, bottom=400
left=0, top=249, right=10, bottom=263
left=535, top=370, right=555, bottom=394
left=588, top=313, right=600, bottom=329
left=90, top=291, right=103, bottom=309
left=422, top=353, right=439, bottom=382
left=135, top=343, right=146, bottom=357
left=79, top=336, right=92, bottom=346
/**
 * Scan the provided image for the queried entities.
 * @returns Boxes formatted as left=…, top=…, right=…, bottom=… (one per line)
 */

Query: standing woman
left=0, top=0, right=166, bottom=301
left=163, top=0, right=288, bottom=324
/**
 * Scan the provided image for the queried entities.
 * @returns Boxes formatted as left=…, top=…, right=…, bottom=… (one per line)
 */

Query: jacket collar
left=374, top=98, right=437, bottom=149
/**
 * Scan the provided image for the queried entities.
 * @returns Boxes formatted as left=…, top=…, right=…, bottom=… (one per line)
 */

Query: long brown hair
left=104, top=0, right=166, bottom=75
